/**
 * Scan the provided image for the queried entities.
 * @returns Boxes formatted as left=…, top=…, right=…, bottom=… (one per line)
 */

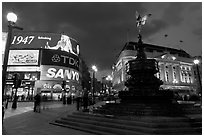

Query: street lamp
left=7, top=12, right=17, bottom=23
left=2, top=12, right=23, bottom=116
left=106, top=75, right=112, bottom=95
left=194, top=59, right=202, bottom=95
left=2, top=12, right=23, bottom=99
left=91, top=65, right=97, bottom=104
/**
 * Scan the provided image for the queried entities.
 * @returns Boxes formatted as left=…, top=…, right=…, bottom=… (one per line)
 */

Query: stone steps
left=93, top=105, right=181, bottom=116
left=52, top=118, right=144, bottom=135
left=50, top=111, right=200, bottom=135
left=94, top=103, right=202, bottom=116
left=186, top=114, right=202, bottom=133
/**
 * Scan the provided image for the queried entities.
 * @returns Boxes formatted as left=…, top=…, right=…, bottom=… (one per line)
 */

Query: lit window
left=173, top=71, right=177, bottom=83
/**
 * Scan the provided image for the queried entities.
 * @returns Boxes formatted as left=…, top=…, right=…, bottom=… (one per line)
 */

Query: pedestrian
left=67, top=92, right=72, bottom=104
left=83, top=88, right=89, bottom=110
left=5, top=94, right=9, bottom=109
left=42, top=94, right=47, bottom=110
left=34, top=92, right=41, bottom=113
left=76, top=91, right=82, bottom=111
left=76, top=96, right=81, bottom=111
left=58, top=95, right=60, bottom=101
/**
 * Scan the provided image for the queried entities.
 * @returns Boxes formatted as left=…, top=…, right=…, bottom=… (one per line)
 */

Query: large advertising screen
left=40, top=65, right=80, bottom=83
left=8, top=50, right=39, bottom=66
left=9, top=31, right=80, bottom=56
left=41, top=49, right=79, bottom=71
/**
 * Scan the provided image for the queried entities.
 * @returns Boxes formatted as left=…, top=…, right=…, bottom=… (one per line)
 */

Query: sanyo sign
left=46, top=67, right=79, bottom=81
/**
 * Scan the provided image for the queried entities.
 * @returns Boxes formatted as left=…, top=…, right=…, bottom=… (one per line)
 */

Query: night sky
left=2, top=2, right=202, bottom=80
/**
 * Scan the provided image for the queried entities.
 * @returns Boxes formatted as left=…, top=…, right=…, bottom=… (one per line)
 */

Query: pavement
left=2, top=101, right=105, bottom=135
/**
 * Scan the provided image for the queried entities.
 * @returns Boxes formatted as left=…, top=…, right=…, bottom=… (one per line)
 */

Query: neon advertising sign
left=46, top=68, right=79, bottom=81
left=41, top=49, right=79, bottom=70
left=40, top=65, right=80, bottom=82
left=9, top=32, right=80, bottom=56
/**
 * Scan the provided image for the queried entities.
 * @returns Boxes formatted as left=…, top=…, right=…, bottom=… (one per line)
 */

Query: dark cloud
left=141, top=19, right=168, bottom=38
left=192, top=27, right=202, bottom=40
left=162, top=3, right=185, bottom=26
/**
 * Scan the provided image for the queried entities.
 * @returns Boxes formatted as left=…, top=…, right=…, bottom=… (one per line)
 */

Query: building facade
left=112, top=42, right=198, bottom=95
left=2, top=31, right=81, bottom=101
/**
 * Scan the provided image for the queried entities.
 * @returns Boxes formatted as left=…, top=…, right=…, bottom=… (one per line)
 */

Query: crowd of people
left=32, top=88, right=93, bottom=113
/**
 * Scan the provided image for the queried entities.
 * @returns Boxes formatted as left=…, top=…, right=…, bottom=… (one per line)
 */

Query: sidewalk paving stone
left=2, top=102, right=94, bottom=135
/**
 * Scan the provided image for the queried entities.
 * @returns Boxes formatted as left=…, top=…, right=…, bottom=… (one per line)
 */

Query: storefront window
left=24, top=73, right=31, bottom=79
left=6, top=73, right=13, bottom=79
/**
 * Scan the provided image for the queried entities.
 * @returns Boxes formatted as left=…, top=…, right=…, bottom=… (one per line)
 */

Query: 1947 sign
left=10, top=32, right=80, bottom=56
left=11, top=35, right=35, bottom=45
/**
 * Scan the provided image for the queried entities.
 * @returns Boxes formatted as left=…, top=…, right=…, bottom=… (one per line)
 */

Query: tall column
left=160, top=63, right=165, bottom=82
left=168, top=64, right=173, bottom=83
left=176, top=65, right=181, bottom=83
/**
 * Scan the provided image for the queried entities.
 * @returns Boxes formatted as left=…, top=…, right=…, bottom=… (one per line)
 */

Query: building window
left=188, top=72, right=193, bottom=83
left=173, top=71, right=177, bottom=83
left=165, top=71, right=169, bottom=82
left=172, top=66, right=177, bottom=83
left=145, top=48, right=154, bottom=52
left=157, top=49, right=163, bottom=53
left=180, top=65, right=193, bottom=84
left=157, top=68, right=161, bottom=79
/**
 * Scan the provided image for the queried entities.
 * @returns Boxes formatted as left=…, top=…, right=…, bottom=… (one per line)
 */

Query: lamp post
left=194, top=59, right=202, bottom=95
left=2, top=13, right=23, bottom=98
left=106, top=75, right=113, bottom=95
left=2, top=13, right=23, bottom=116
left=91, top=65, right=97, bottom=104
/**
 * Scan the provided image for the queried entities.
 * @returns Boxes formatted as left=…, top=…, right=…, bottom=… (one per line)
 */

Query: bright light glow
left=7, top=12, right=17, bottom=23
left=106, top=75, right=113, bottom=81
left=172, top=56, right=176, bottom=60
left=92, top=65, right=97, bottom=72
left=194, top=59, right=199, bottom=64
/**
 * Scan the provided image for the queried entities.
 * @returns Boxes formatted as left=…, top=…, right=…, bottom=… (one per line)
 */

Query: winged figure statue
left=135, top=11, right=152, bottom=32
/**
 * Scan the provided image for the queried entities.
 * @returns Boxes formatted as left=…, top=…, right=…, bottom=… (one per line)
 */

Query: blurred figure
left=34, top=92, right=41, bottom=113
left=42, top=95, right=47, bottom=110
left=76, top=91, right=82, bottom=111
left=83, top=88, right=89, bottom=110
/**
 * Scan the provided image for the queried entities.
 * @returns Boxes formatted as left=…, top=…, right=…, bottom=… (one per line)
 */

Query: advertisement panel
left=8, top=50, right=39, bottom=66
left=40, top=65, right=80, bottom=83
left=41, top=49, right=79, bottom=71
left=9, top=31, right=80, bottom=56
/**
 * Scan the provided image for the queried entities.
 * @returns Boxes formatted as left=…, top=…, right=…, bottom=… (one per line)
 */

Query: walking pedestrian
left=34, top=92, right=41, bottom=113
left=83, top=88, right=89, bottom=110
left=42, top=94, right=47, bottom=110
left=5, top=94, right=9, bottom=109
left=76, top=91, right=82, bottom=111
left=67, top=92, right=72, bottom=104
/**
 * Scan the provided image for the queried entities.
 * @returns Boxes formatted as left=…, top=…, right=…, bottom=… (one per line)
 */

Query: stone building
left=112, top=42, right=199, bottom=96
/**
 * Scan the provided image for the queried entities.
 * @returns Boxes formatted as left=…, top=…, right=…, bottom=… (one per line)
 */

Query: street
left=2, top=101, right=93, bottom=135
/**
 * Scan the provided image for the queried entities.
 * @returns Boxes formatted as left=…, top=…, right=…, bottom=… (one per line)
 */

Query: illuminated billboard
left=8, top=50, right=39, bottom=66
left=41, top=49, right=79, bottom=71
left=9, top=31, right=80, bottom=56
left=40, top=65, right=80, bottom=82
